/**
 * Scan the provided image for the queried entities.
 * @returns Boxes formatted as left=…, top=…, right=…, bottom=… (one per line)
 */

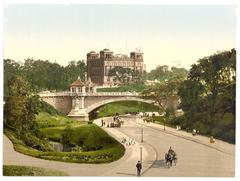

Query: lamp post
left=164, top=118, right=166, bottom=131
left=140, top=147, right=143, bottom=163
left=141, top=125, right=143, bottom=143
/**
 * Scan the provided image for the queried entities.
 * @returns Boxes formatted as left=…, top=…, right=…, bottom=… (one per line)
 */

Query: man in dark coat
left=136, top=160, right=142, bottom=176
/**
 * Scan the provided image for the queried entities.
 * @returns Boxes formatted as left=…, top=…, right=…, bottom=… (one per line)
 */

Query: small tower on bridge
left=68, top=77, right=89, bottom=120
left=69, top=76, right=86, bottom=94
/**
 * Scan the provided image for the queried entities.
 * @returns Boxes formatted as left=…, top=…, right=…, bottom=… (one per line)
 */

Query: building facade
left=87, top=48, right=146, bottom=85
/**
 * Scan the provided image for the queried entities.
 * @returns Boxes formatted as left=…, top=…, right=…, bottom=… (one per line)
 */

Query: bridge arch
left=85, top=97, right=156, bottom=114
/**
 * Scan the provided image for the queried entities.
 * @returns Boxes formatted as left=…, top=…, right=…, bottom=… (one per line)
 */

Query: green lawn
left=3, top=165, right=67, bottom=176
left=40, top=123, right=122, bottom=150
left=36, top=112, right=79, bottom=128
left=4, top=112, right=125, bottom=164
left=97, top=101, right=159, bottom=117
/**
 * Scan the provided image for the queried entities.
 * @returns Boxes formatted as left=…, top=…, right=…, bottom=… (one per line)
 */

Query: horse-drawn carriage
left=165, top=151, right=177, bottom=168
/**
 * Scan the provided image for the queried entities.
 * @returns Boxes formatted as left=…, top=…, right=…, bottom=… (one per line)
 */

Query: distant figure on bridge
left=101, top=119, right=104, bottom=127
left=136, top=160, right=142, bottom=176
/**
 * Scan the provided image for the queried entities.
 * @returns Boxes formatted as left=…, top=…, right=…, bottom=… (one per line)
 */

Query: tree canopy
left=4, top=58, right=86, bottom=95
left=4, top=75, right=39, bottom=136
left=178, top=49, right=236, bottom=143
left=141, top=78, right=182, bottom=113
left=108, top=66, right=146, bottom=85
left=147, top=65, right=188, bottom=82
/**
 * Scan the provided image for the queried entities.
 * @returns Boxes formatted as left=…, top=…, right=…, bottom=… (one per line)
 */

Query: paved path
left=3, top=116, right=235, bottom=176
left=118, top=116, right=235, bottom=176
left=3, top=119, right=154, bottom=176
left=135, top=117, right=235, bottom=156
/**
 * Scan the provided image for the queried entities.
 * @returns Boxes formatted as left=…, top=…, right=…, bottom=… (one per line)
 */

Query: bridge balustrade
left=39, top=91, right=139, bottom=97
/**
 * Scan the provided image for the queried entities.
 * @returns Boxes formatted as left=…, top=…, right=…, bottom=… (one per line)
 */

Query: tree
left=65, top=60, right=86, bottom=88
left=147, top=65, right=188, bottom=82
left=178, top=49, right=236, bottom=143
left=4, top=59, right=22, bottom=99
left=108, top=66, right=133, bottom=85
left=5, top=58, right=87, bottom=91
left=141, top=78, right=182, bottom=114
left=108, top=66, right=146, bottom=85
left=4, top=75, right=38, bottom=137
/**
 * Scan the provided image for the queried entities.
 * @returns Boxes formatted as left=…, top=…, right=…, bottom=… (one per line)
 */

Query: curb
left=136, top=121, right=234, bottom=157
left=94, top=117, right=158, bottom=176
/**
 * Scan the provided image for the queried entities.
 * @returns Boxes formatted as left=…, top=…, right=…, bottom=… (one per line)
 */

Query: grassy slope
left=4, top=112, right=125, bottom=164
left=40, top=122, right=121, bottom=150
left=3, top=165, right=67, bottom=176
left=36, top=112, right=81, bottom=128
left=97, top=101, right=159, bottom=117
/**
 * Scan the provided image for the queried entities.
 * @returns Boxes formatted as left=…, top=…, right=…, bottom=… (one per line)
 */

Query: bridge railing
left=38, top=92, right=71, bottom=97
left=86, top=92, right=139, bottom=96
left=39, top=91, right=140, bottom=97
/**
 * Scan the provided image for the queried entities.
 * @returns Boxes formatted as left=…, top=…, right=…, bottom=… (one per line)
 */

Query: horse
left=172, top=153, right=177, bottom=166
left=165, top=153, right=173, bottom=168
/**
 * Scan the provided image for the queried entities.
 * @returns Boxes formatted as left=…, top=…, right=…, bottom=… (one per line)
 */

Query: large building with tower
left=87, top=48, right=146, bottom=86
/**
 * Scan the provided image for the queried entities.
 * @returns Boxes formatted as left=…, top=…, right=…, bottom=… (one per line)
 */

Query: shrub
left=21, top=132, right=52, bottom=151
left=37, top=100, right=61, bottom=115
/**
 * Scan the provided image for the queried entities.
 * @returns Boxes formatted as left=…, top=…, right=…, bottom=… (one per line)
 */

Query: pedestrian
left=136, top=160, right=142, bottom=176
left=101, top=119, right=104, bottom=127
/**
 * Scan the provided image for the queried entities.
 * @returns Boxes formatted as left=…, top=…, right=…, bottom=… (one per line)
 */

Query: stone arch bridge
left=39, top=92, right=159, bottom=120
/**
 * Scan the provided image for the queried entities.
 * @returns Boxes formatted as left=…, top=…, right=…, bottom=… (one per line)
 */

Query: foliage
left=61, top=125, right=73, bottom=146
left=4, top=58, right=86, bottom=92
left=141, top=78, right=182, bottom=112
left=4, top=75, right=39, bottom=137
left=4, top=98, right=125, bottom=164
left=147, top=65, right=188, bottom=82
left=36, top=112, right=76, bottom=128
left=94, top=101, right=159, bottom=118
left=178, top=49, right=236, bottom=143
left=4, top=59, right=23, bottom=99
left=40, top=123, right=122, bottom=151
left=5, top=126, right=125, bottom=164
left=108, top=66, right=146, bottom=85
left=37, top=99, right=62, bottom=115
left=3, top=165, right=68, bottom=176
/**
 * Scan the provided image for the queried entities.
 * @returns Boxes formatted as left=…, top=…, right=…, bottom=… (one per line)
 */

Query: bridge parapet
left=39, top=92, right=71, bottom=97
left=86, top=92, right=139, bottom=96
left=39, top=91, right=140, bottom=97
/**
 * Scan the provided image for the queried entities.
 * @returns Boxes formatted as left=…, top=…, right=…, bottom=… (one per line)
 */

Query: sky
left=3, top=4, right=236, bottom=71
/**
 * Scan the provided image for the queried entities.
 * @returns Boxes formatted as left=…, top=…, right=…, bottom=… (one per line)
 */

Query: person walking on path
left=136, top=160, right=142, bottom=176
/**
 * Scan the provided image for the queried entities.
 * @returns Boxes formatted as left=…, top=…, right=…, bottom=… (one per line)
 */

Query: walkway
left=3, top=119, right=154, bottom=176
left=135, top=117, right=235, bottom=156
left=3, top=116, right=235, bottom=176
left=119, top=116, right=235, bottom=176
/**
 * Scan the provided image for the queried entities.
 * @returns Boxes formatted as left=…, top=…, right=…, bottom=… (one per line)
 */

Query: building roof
left=101, top=48, right=113, bottom=53
left=89, top=51, right=97, bottom=54
left=70, top=78, right=85, bottom=87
